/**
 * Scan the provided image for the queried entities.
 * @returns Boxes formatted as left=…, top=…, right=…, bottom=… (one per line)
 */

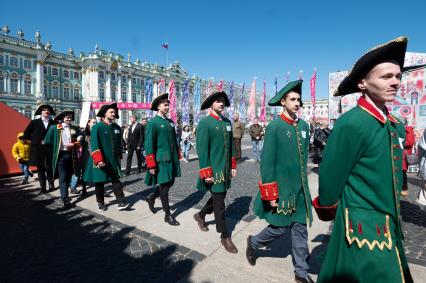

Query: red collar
left=357, top=96, right=399, bottom=124
left=210, top=112, right=222, bottom=121
left=280, top=113, right=297, bottom=125
left=56, top=124, right=63, bottom=129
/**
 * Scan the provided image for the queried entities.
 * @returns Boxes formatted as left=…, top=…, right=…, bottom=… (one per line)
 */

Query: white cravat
left=61, top=123, right=72, bottom=151
left=42, top=119, right=49, bottom=129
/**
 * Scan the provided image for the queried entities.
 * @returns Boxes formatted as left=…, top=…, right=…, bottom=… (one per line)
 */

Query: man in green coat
left=313, top=37, right=413, bottom=283
left=83, top=103, right=129, bottom=211
left=245, top=80, right=314, bottom=283
left=144, top=93, right=182, bottom=226
left=44, top=110, right=81, bottom=207
left=193, top=91, right=238, bottom=254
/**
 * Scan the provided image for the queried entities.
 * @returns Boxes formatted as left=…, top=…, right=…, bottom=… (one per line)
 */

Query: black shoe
left=22, top=177, right=29, bottom=185
left=118, top=201, right=129, bottom=211
left=193, top=213, right=209, bottom=231
left=246, top=236, right=257, bottom=266
left=48, top=182, right=55, bottom=192
left=97, top=203, right=107, bottom=211
left=39, top=187, right=48, bottom=194
left=62, top=199, right=72, bottom=208
left=146, top=197, right=156, bottom=214
left=28, top=170, right=34, bottom=177
left=221, top=237, right=238, bottom=254
left=164, top=215, right=180, bottom=226
left=81, top=190, right=88, bottom=198
left=125, top=172, right=131, bottom=176
left=295, top=275, right=314, bottom=283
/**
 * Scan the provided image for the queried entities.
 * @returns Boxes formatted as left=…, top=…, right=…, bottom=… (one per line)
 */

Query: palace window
left=24, top=75, right=32, bottom=94
left=52, top=68, right=59, bottom=77
left=63, top=70, right=69, bottom=78
left=111, top=87, right=116, bottom=101
left=121, top=88, right=127, bottom=101
left=111, top=73, right=116, bottom=81
left=44, top=80, right=48, bottom=97
left=0, top=55, right=4, bottom=65
left=43, top=66, right=47, bottom=75
left=132, top=78, right=136, bottom=85
left=121, top=76, right=127, bottom=84
left=11, top=77, right=19, bottom=93
left=132, top=89, right=137, bottom=102
left=99, top=87, right=105, bottom=101
left=99, top=71, right=105, bottom=80
left=24, top=108, right=32, bottom=119
left=73, top=72, right=79, bottom=80
left=24, top=59, right=32, bottom=70
left=63, top=85, right=70, bottom=100
left=52, top=82, right=59, bottom=98
left=73, top=88, right=80, bottom=100
left=10, top=56, right=18, bottom=68
left=0, top=74, right=4, bottom=93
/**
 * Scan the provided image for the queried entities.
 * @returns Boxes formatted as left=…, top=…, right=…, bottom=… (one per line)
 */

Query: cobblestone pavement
left=0, top=178, right=204, bottom=283
left=122, top=138, right=426, bottom=267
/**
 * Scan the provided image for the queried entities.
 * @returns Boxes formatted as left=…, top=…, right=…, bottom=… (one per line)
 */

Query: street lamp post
left=48, top=98, right=61, bottom=112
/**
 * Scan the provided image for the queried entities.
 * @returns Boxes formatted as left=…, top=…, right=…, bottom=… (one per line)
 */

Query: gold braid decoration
left=275, top=197, right=296, bottom=215
left=345, top=208, right=392, bottom=251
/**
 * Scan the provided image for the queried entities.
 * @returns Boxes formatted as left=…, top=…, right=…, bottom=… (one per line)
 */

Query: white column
left=82, top=68, right=87, bottom=101
left=117, top=76, right=122, bottom=102
left=128, top=76, right=132, bottom=102
left=106, top=72, right=111, bottom=102
left=92, top=67, right=99, bottom=101
left=153, top=81, right=158, bottom=99
left=35, top=60, right=44, bottom=99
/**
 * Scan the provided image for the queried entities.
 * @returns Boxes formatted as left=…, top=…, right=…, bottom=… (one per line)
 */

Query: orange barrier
left=0, top=102, right=32, bottom=177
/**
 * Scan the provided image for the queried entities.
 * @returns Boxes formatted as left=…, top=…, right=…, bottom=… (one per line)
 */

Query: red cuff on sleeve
left=258, top=181, right=279, bottom=201
left=91, top=150, right=103, bottom=165
left=199, top=167, right=213, bottom=179
left=178, top=151, right=182, bottom=160
left=146, top=154, right=157, bottom=169
left=231, top=157, right=237, bottom=169
left=312, top=196, right=337, bottom=221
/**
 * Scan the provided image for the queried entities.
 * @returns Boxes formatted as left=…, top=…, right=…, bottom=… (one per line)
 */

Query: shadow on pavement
left=0, top=180, right=196, bottom=282
left=309, top=234, right=330, bottom=275
left=401, top=199, right=426, bottom=227
left=224, top=196, right=252, bottom=234
left=171, top=190, right=205, bottom=219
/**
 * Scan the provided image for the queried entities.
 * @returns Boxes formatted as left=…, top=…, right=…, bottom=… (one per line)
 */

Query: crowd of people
left=11, top=36, right=419, bottom=283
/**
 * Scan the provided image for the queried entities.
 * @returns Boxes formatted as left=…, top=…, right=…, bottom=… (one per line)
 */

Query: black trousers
left=402, top=171, right=408, bottom=191
left=37, top=155, right=53, bottom=189
left=125, top=147, right=142, bottom=173
left=199, top=191, right=228, bottom=236
left=57, top=151, right=73, bottom=201
left=94, top=180, right=125, bottom=204
left=148, top=180, right=175, bottom=216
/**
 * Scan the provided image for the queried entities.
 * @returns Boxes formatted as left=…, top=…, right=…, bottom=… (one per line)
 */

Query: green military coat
left=317, top=97, right=413, bottom=283
left=83, top=121, right=122, bottom=183
left=196, top=113, right=236, bottom=193
left=144, top=115, right=181, bottom=186
left=253, top=113, right=313, bottom=227
left=44, top=123, right=80, bottom=178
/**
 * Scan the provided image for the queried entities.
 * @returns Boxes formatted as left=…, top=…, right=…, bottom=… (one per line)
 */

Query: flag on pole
left=285, top=72, right=290, bottom=83
left=247, top=78, right=257, bottom=123
left=260, top=80, right=266, bottom=122
left=193, top=80, right=201, bottom=124
left=218, top=80, right=223, bottom=91
left=310, top=70, right=317, bottom=120
left=158, top=78, right=166, bottom=97
left=228, top=81, right=234, bottom=118
left=162, top=42, right=168, bottom=50
left=181, top=79, right=190, bottom=124
left=239, top=83, right=246, bottom=121
left=274, top=76, right=278, bottom=95
left=168, top=80, right=177, bottom=123
left=145, top=79, right=153, bottom=117
left=206, top=80, right=213, bottom=96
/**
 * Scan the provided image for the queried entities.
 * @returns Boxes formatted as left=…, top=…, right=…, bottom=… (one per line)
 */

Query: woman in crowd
left=180, top=125, right=193, bottom=162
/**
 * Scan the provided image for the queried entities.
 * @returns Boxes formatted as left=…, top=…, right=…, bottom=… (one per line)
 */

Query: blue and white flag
left=181, top=79, right=190, bottom=124
left=193, top=80, right=201, bottom=125
left=239, top=83, right=246, bottom=122
left=145, top=79, right=153, bottom=117
left=228, top=81, right=234, bottom=119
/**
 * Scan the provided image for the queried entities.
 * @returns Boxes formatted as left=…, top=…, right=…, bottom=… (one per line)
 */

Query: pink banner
left=247, top=79, right=256, bottom=122
left=218, top=80, right=223, bottom=91
left=168, top=80, right=177, bottom=123
left=310, top=71, right=316, bottom=119
left=91, top=102, right=151, bottom=110
left=260, top=80, right=266, bottom=122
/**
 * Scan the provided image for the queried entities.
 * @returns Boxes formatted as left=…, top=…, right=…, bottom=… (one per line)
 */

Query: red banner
left=91, top=102, right=151, bottom=110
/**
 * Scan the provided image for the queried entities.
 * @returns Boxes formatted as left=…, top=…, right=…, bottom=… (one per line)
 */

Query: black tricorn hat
left=150, top=93, right=169, bottom=111
left=335, top=36, right=408, bottom=96
left=97, top=103, right=120, bottom=118
left=200, top=91, right=230, bottom=110
left=54, top=109, right=74, bottom=121
left=34, top=104, right=55, bottom=116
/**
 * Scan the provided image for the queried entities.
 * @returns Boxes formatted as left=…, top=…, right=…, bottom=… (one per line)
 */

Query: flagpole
left=166, top=49, right=169, bottom=67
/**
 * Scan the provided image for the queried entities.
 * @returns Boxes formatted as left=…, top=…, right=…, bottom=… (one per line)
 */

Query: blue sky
left=2, top=0, right=425, bottom=100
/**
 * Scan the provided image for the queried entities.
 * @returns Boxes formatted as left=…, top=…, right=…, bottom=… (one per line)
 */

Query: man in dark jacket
left=125, top=115, right=144, bottom=175
left=140, top=117, right=148, bottom=170
left=249, top=118, right=264, bottom=162
left=23, top=104, right=56, bottom=194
